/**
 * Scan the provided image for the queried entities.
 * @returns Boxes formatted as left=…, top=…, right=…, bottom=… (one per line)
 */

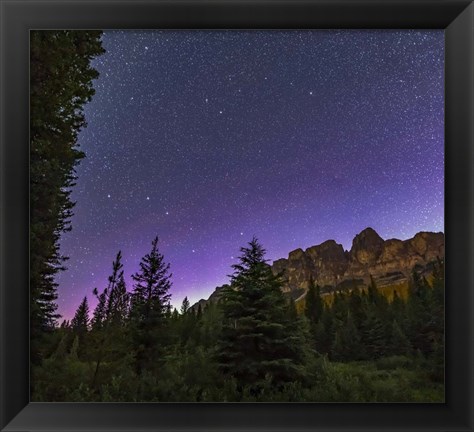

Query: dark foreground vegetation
left=32, top=237, right=444, bottom=402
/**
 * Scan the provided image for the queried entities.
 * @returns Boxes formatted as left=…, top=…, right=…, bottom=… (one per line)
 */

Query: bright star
left=107, top=194, right=111, bottom=198
left=146, top=196, right=150, bottom=200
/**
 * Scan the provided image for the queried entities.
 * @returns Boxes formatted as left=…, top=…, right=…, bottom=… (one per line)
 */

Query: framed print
left=1, top=0, right=473, bottom=431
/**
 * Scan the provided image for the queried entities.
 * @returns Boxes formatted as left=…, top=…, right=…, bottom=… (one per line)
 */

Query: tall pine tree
left=30, top=31, right=104, bottom=363
left=104, top=251, right=129, bottom=326
left=217, top=237, right=309, bottom=394
left=129, top=236, right=173, bottom=375
left=71, top=296, right=89, bottom=336
left=89, top=251, right=129, bottom=389
left=304, top=277, right=324, bottom=327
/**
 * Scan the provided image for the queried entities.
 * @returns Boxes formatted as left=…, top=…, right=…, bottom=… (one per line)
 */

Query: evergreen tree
left=89, top=300, right=106, bottom=388
left=178, top=298, right=198, bottom=346
left=217, top=238, right=309, bottom=394
left=331, top=291, right=348, bottom=323
left=69, top=297, right=90, bottom=361
left=129, top=236, right=173, bottom=375
left=331, top=313, right=364, bottom=362
left=390, top=290, right=405, bottom=322
left=304, top=277, right=324, bottom=327
left=60, top=320, right=70, bottom=329
left=431, top=258, right=444, bottom=296
left=70, top=296, right=89, bottom=336
left=91, top=288, right=107, bottom=330
left=360, top=308, right=388, bottom=359
left=367, top=275, right=379, bottom=304
left=181, top=297, right=190, bottom=314
left=89, top=252, right=129, bottom=389
left=424, top=259, right=444, bottom=376
left=110, top=273, right=129, bottom=326
left=104, top=251, right=125, bottom=322
left=30, top=31, right=104, bottom=362
left=348, top=288, right=365, bottom=331
left=406, top=269, right=433, bottom=355
left=367, top=275, right=389, bottom=314
left=130, top=237, right=172, bottom=320
left=430, top=258, right=445, bottom=337
left=200, top=302, right=223, bottom=349
left=95, top=251, right=130, bottom=327
left=315, top=307, right=334, bottom=355
left=288, top=297, right=298, bottom=321
left=389, top=320, right=411, bottom=356
left=428, top=257, right=445, bottom=382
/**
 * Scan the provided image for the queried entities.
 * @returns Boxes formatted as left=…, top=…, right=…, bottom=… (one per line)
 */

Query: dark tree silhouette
left=71, top=296, right=90, bottom=336
left=218, top=237, right=309, bottom=394
left=30, top=30, right=104, bottom=363
left=129, top=236, right=173, bottom=376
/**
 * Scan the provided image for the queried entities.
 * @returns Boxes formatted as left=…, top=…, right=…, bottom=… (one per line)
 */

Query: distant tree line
left=304, top=262, right=444, bottom=376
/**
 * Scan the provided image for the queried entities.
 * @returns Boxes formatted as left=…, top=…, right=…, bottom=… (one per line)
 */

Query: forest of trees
left=30, top=30, right=444, bottom=402
left=32, top=235, right=445, bottom=402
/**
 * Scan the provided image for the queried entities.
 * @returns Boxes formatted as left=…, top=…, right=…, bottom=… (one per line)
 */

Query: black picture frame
left=1, top=0, right=473, bottom=431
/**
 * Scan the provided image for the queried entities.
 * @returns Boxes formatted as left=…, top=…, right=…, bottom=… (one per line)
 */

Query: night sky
left=56, top=30, right=444, bottom=320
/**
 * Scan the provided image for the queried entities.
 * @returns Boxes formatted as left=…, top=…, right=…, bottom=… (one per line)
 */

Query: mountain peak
left=350, top=227, right=384, bottom=264
left=356, top=226, right=382, bottom=240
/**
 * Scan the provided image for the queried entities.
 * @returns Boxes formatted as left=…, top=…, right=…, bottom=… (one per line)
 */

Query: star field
left=56, top=30, right=444, bottom=319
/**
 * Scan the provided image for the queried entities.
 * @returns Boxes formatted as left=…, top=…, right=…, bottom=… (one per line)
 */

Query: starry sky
left=56, top=30, right=444, bottom=320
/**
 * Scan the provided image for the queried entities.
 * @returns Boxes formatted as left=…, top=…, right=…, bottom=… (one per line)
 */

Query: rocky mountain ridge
left=194, top=227, right=444, bottom=307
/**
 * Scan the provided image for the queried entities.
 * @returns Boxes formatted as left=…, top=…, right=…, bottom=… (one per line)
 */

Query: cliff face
left=194, top=228, right=444, bottom=307
left=272, top=228, right=444, bottom=298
